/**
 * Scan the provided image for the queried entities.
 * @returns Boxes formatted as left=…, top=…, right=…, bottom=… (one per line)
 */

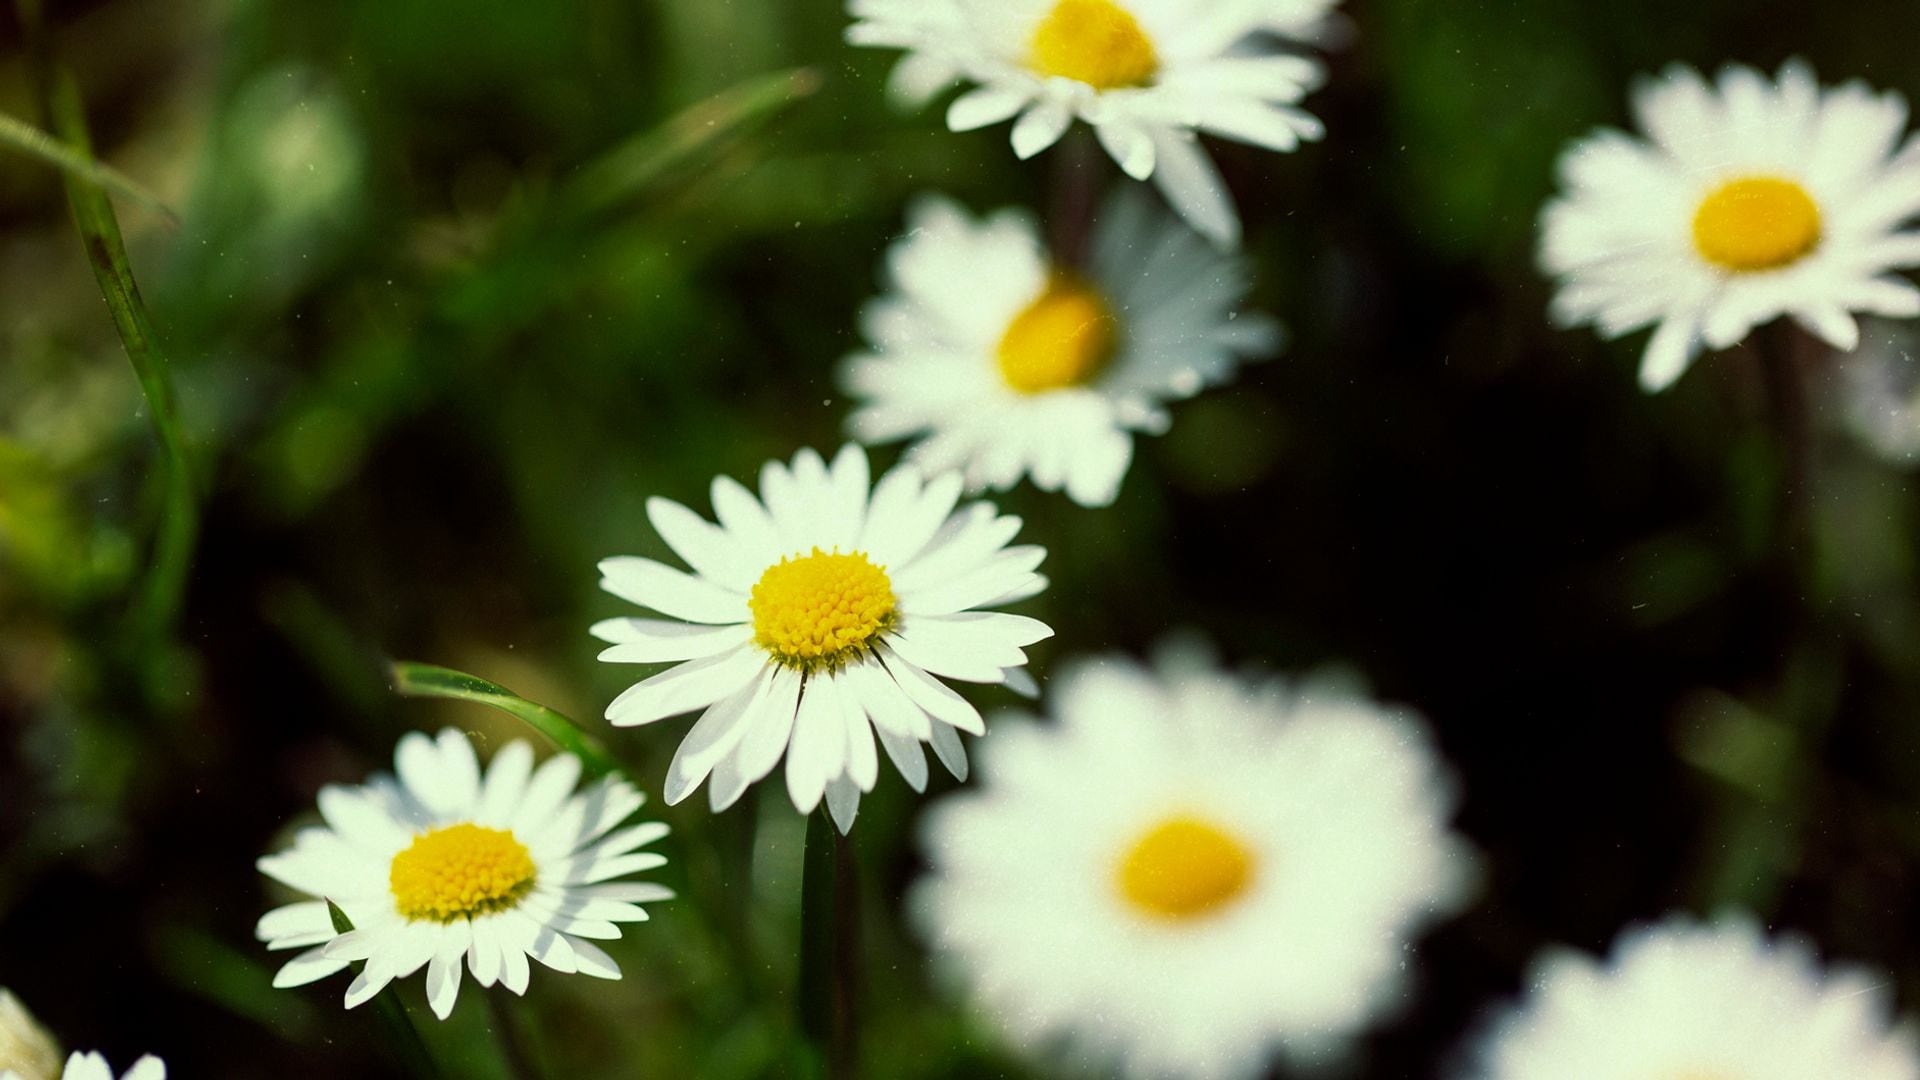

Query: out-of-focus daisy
left=1541, top=60, right=1920, bottom=392
left=1, top=1054, right=165, bottom=1080
left=0, top=990, right=61, bottom=1080
left=913, top=646, right=1476, bottom=1078
left=842, top=193, right=1279, bottom=507
left=593, top=444, right=1050, bottom=833
left=257, top=728, right=672, bottom=1020
left=1468, top=916, right=1920, bottom=1079
left=1840, top=319, right=1920, bottom=462
left=846, top=0, right=1326, bottom=247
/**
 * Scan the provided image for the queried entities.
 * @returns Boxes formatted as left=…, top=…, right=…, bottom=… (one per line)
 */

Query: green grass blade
left=325, top=902, right=443, bottom=1080
left=561, top=66, right=822, bottom=219
left=388, top=661, right=627, bottom=780
left=16, top=2, right=197, bottom=642
left=0, top=107, right=178, bottom=226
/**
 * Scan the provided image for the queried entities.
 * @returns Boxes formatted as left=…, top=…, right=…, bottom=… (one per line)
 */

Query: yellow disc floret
left=1692, top=176, right=1822, bottom=272
left=390, top=823, right=537, bottom=922
left=997, top=273, right=1119, bottom=394
left=1116, top=815, right=1255, bottom=921
left=1029, top=0, right=1159, bottom=90
left=751, top=548, right=897, bottom=669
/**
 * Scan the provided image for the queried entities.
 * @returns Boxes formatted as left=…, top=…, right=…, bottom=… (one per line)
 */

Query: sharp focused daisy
left=1, top=1054, right=166, bottom=1080
left=593, top=445, right=1050, bottom=833
left=842, top=194, right=1279, bottom=507
left=845, top=0, right=1326, bottom=247
left=256, top=728, right=672, bottom=1020
left=1541, top=60, right=1920, bottom=392
left=913, top=646, right=1476, bottom=1078
left=1468, top=915, right=1920, bottom=1079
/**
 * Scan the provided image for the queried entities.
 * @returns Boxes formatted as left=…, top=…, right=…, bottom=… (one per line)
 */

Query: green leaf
left=16, top=2, right=197, bottom=642
left=0, top=106, right=178, bottom=226
left=388, top=661, right=628, bottom=780
left=560, top=66, right=822, bottom=220
left=325, top=902, right=443, bottom=1079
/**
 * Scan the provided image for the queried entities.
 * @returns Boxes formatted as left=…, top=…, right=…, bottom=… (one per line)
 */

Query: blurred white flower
left=257, top=729, right=672, bottom=1020
left=593, top=445, right=1051, bottom=832
left=1540, top=60, right=1920, bottom=392
left=1468, top=916, right=1920, bottom=1080
left=842, top=193, right=1279, bottom=507
left=845, top=0, right=1326, bottom=247
left=913, top=645, right=1476, bottom=1079
left=0, top=991, right=62, bottom=1080
left=2, top=1053, right=164, bottom=1080
left=1840, top=319, right=1920, bottom=462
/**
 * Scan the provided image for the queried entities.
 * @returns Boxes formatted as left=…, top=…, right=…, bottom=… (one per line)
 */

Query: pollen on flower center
left=1692, top=176, right=1822, bottom=272
left=1028, top=0, right=1159, bottom=90
left=390, top=823, right=537, bottom=922
left=997, top=273, right=1119, bottom=394
left=1115, top=815, right=1255, bottom=921
left=751, top=548, right=897, bottom=668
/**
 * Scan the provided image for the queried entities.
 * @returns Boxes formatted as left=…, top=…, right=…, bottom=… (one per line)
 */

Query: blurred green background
left=7, top=0, right=1920, bottom=1075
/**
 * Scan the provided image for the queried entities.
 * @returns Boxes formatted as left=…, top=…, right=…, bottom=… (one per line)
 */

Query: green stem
left=15, top=0, right=197, bottom=641
left=485, top=985, right=543, bottom=1080
left=797, top=810, right=860, bottom=1080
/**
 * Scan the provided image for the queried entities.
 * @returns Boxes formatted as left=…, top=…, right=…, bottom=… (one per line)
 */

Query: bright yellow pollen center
left=751, top=548, right=896, bottom=667
left=1029, top=0, right=1159, bottom=90
left=1116, top=816, right=1255, bottom=921
left=997, top=274, right=1119, bottom=394
left=389, top=823, right=536, bottom=922
left=1692, top=177, right=1822, bottom=272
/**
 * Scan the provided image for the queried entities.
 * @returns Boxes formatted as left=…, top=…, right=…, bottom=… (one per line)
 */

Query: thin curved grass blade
left=389, top=661, right=628, bottom=780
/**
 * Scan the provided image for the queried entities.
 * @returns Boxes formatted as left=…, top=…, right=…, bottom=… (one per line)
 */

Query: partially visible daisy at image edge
left=256, top=728, right=673, bottom=1020
left=1540, top=59, right=1920, bottom=392
left=845, top=0, right=1328, bottom=247
left=1, top=1055, right=165, bottom=1080
left=913, top=643, right=1476, bottom=1079
left=1466, top=915, right=1920, bottom=1079
left=842, top=191, right=1279, bottom=507
left=593, top=444, right=1051, bottom=833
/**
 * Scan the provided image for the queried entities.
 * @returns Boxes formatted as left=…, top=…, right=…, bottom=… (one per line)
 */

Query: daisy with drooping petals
left=593, top=445, right=1051, bottom=834
left=2, top=1054, right=166, bottom=1080
left=913, top=645, right=1476, bottom=1079
left=1467, top=916, right=1920, bottom=1080
left=1541, top=60, right=1920, bottom=392
left=257, top=728, right=672, bottom=1020
left=846, top=0, right=1326, bottom=247
left=842, top=193, right=1280, bottom=507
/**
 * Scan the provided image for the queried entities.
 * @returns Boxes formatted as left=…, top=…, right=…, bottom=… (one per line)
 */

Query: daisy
left=1, top=1055, right=166, bottom=1080
left=845, top=0, right=1326, bottom=247
left=0, top=990, right=61, bottom=1080
left=912, top=645, right=1476, bottom=1078
left=256, top=728, right=673, bottom=1020
left=1540, top=60, right=1920, bottom=392
left=1467, top=915, right=1920, bottom=1079
left=842, top=193, right=1279, bottom=507
left=593, top=444, right=1051, bottom=834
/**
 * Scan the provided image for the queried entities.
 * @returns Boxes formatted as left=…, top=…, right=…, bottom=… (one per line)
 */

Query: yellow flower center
left=1691, top=176, right=1822, bottom=272
left=996, top=273, right=1119, bottom=394
left=1115, top=815, right=1255, bottom=921
left=389, top=823, right=537, bottom=922
left=750, top=548, right=897, bottom=668
left=1028, top=0, right=1159, bottom=90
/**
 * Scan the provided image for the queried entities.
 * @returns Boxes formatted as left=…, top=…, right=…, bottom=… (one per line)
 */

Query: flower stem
left=485, top=985, right=544, bottom=1080
left=797, top=809, right=861, bottom=1079
left=325, top=902, right=442, bottom=1079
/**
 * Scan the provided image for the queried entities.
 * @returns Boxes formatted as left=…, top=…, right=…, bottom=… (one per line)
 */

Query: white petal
left=593, top=619, right=754, bottom=664
left=664, top=667, right=774, bottom=804
left=604, top=645, right=766, bottom=726
left=647, top=496, right=760, bottom=591
left=1011, top=102, right=1073, bottom=159
left=273, top=946, right=349, bottom=989
left=825, top=775, right=861, bottom=834
left=880, top=646, right=985, bottom=735
left=785, top=675, right=848, bottom=813
left=597, top=556, right=746, bottom=624
left=947, top=86, right=1030, bottom=131
left=928, top=720, right=969, bottom=781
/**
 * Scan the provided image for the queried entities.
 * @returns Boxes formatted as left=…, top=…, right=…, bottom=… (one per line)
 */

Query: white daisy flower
left=1541, top=60, right=1920, bottom=392
left=845, top=0, right=1326, bottom=247
left=1468, top=915, right=1920, bottom=1080
left=0, top=990, right=62, bottom=1080
left=2, top=1054, right=165, bottom=1080
left=842, top=193, right=1279, bottom=507
left=913, top=646, right=1476, bottom=1079
left=593, top=444, right=1051, bottom=833
left=256, top=728, right=672, bottom=1020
